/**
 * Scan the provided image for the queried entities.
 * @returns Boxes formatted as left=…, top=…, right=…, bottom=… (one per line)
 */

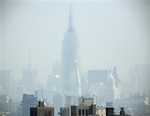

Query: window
left=82, top=109, right=84, bottom=115
left=86, top=109, right=88, bottom=116
left=79, top=109, right=81, bottom=115
left=89, top=109, right=91, bottom=115
left=48, top=111, right=51, bottom=116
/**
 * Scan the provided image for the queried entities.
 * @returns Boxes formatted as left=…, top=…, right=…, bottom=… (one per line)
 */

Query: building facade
left=59, top=97, right=98, bottom=116
left=30, top=101, right=54, bottom=116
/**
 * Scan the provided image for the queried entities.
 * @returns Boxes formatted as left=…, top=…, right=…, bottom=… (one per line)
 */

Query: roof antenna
left=69, top=0, right=73, bottom=29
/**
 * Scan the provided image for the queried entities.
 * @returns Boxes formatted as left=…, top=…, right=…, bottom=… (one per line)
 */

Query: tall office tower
left=61, top=4, right=81, bottom=96
left=0, top=70, right=11, bottom=94
left=112, top=66, right=120, bottom=87
left=22, top=54, right=37, bottom=94
left=105, top=71, right=116, bottom=103
left=129, top=64, right=150, bottom=96
left=18, top=94, right=37, bottom=116
left=16, top=86, right=24, bottom=101
left=53, top=93, right=65, bottom=116
left=47, top=62, right=62, bottom=92
left=0, top=70, right=15, bottom=98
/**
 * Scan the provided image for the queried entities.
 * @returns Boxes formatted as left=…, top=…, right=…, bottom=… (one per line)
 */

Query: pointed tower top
left=68, top=0, right=73, bottom=30
left=28, top=50, right=31, bottom=70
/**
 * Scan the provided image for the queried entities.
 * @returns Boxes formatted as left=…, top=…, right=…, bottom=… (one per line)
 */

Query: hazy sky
left=1, top=0, right=150, bottom=83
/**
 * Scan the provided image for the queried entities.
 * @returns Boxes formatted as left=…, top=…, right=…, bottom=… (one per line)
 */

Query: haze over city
left=1, top=0, right=150, bottom=84
left=0, top=0, right=150, bottom=116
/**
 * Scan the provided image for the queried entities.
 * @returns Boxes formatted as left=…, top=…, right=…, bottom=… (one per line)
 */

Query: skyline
left=1, top=0, right=150, bottom=83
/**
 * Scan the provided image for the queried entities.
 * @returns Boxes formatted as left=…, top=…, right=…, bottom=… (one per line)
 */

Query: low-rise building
left=59, top=97, right=98, bottom=116
left=59, top=97, right=130, bottom=116
left=30, top=100, right=54, bottom=116
left=97, top=106, right=130, bottom=116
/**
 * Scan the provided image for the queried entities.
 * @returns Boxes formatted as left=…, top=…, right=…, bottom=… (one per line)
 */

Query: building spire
left=28, top=50, right=31, bottom=70
left=69, top=0, right=73, bottom=30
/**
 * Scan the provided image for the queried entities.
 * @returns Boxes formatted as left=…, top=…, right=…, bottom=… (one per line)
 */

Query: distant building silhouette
left=53, top=93, right=65, bottom=116
left=0, top=70, right=15, bottom=98
left=61, top=3, right=81, bottom=96
left=18, top=94, right=37, bottom=116
left=112, top=66, right=121, bottom=88
left=22, top=53, right=37, bottom=94
left=47, top=62, right=62, bottom=92
left=129, top=64, right=150, bottom=96
left=105, top=71, right=116, bottom=103
left=65, top=95, right=73, bottom=107
left=16, top=86, right=24, bottom=101
left=88, top=70, right=108, bottom=88
left=87, top=69, right=120, bottom=104
left=114, top=94, right=150, bottom=116
left=0, top=95, right=18, bottom=116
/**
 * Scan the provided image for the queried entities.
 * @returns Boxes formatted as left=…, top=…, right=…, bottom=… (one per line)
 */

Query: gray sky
left=1, top=0, right=150, bottom=83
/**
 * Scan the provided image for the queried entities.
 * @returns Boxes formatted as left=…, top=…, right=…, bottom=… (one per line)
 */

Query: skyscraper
left=61, top=4, right=81, bottom=96
left=22, top=53, right=37, bottom=94
left=0, top=70, right=15, bottom=98
left=19, top=94, right=37, bottom=116
left=129, top=64, right=150, bottom=96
